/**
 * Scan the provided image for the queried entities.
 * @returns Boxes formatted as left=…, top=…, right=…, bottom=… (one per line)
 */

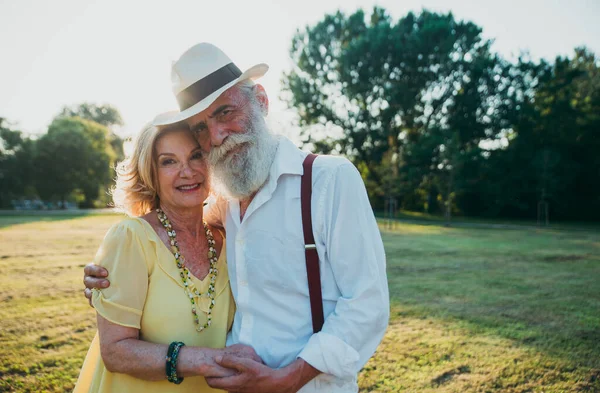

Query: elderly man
left=84, top=43, right=389, bottom=393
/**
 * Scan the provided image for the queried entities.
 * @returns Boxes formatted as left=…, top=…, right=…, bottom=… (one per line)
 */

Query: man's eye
left=219, top=110, right=233, bottom=119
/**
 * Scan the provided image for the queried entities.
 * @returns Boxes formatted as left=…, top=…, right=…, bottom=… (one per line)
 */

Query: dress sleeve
left=91, top=219, right=151, bottom=329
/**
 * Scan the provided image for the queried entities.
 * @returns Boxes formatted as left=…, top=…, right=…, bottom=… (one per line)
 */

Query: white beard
left=207, top=106, right=278, bottom=200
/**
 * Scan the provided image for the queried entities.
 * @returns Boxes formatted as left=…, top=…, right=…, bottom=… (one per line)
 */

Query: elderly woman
left=74, top=116, right=257, bottom=393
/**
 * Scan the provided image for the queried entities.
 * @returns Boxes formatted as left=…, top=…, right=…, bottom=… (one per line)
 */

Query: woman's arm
left=97, top=315, right=237, bottom=380
left=92, top=219, right=258, bottom=380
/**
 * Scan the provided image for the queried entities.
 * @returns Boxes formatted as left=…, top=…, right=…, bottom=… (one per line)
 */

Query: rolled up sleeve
left=91, top=220, right=150, bottom=329
left=298, top=161, right=390, bottom=379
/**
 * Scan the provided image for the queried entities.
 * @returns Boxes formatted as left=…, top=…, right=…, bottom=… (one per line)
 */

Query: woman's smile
left=176, top=183, right=202, bottom=192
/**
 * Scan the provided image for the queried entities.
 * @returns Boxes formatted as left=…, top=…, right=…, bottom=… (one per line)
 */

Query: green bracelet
left=166, top=341, right=185, bottom=384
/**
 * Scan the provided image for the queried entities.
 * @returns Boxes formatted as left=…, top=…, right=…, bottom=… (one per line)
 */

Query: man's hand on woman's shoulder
left=83, top=262, right=110, bottom=307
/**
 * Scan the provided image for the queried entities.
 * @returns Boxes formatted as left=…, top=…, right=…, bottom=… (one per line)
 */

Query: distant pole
left=537, top=188, right=550, bottom=227
left=537, top=151, right=551, bottom=227
left=537, top=199, right=549, bottom=227
left=384, top=197, right=389, bottom=229
left=391, top=197, right=397, bottom=229
left=385, top=196, right=397, bottom=230
left=445, top=173, right=454, bottom=227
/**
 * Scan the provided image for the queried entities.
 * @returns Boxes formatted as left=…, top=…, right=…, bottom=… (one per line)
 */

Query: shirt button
left=240, top=280, right=248, bottom=286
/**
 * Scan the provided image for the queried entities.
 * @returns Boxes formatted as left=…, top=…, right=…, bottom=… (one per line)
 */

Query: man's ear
left=253, top=84, right=269, bottom=116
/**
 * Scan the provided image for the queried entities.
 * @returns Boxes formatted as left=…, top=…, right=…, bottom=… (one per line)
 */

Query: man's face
left=186, top=85, right=264, bottom=154
left=184, top=84, right=277, bottom=200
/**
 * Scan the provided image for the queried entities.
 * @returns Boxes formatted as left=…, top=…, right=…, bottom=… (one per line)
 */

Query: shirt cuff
left=297, top=332, right=360, bottom=379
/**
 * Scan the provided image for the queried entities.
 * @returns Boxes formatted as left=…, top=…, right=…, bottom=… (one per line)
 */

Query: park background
left=1, top=0, right=599, bottom=391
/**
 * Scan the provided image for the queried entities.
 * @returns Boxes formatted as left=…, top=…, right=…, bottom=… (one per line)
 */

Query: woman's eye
left=161, top=159, right=175, bottom=166
left=191, top=151, right=203, bottom=160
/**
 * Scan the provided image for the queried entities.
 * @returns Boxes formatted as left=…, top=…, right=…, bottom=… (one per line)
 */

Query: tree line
left=0, top=103, right=124, bottom=209
left=2, top=8, right=598, bottom=220
left=282, top=7, right=600, bottom=221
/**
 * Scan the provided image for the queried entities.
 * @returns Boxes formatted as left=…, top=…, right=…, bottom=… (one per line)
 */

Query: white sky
left=1, top=0, right=599, bottom=139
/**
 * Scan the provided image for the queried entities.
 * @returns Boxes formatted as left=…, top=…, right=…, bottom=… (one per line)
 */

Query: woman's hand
left=186, top=348, right=239, bottom=378
left=197, top=345, right=263, bottom=379
left=221, top=344, right=264, bottom=364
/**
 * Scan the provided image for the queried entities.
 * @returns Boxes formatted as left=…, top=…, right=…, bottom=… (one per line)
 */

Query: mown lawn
left=0, top=214, right=599, bottom=392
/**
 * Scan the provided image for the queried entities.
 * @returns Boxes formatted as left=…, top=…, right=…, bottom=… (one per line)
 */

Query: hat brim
left=153, top=63, right=268, bottom=127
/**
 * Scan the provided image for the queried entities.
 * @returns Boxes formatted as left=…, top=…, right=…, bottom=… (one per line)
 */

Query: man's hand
left=206, top=356, right=284, bottom=393
left=206, top=357, right=320, bottom=393
left=83, top=263, right=110, bottom=307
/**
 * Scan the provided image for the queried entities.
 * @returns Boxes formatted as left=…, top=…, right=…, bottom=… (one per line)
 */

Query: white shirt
left=205, top=136, right=389, bottom=392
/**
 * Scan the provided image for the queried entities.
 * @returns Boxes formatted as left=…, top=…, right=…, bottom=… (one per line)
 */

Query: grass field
left=0, top=213, right=599, bottom=392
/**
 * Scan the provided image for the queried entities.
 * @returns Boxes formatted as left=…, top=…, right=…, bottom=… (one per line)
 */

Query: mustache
left=207, top=132, right=255, bottom=166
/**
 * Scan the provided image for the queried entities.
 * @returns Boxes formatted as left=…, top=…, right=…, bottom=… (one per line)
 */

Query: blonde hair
left=111, top=122, right=184, bottom=216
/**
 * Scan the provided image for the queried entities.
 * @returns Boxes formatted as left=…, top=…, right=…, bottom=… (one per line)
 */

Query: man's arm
left=295, top=160, right=390, bottom=379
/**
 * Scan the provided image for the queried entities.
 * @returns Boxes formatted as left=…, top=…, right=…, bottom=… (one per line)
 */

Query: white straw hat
left=153, top=42, right=268, bottom=126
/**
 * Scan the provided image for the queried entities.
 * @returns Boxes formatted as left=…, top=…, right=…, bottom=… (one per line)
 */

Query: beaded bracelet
left=166, top=341, right=185, bottom=384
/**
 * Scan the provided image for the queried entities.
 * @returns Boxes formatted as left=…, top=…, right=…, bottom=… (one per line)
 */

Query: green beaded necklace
left=156, top=208, right=219, bottom=332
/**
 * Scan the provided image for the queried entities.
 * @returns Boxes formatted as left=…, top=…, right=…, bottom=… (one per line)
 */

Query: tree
left=58, top=102, right=125, bottom=162
left=0, top=119, right=36, bottom=208
left=498, top=48, right=600, bottom=220
left=35, top=117, right=116, bottom=208
left=284, top=7, right=599, bottom=220
left=58, top=103, right=123, bottom=128
left=282, top=8, right=505, bottom=210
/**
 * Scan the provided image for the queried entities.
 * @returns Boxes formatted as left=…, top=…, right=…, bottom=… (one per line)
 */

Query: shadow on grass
left=382, top=224, right=600, bottom=371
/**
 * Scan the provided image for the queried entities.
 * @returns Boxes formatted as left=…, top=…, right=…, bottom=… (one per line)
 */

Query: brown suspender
left=301, top=153, right=324, bottom=333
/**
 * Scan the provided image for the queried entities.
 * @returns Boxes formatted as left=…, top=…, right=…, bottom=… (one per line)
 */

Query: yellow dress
left=74, top=217, right=235, bottom=393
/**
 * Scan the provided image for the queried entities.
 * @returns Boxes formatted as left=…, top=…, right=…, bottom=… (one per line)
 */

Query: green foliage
left=0, top=119, right=36, bottom=208
left=283, top=8, right=496, bottom=206
left=58, top=102, right=126, bottom=162
left=1, top=102, right=125, bottom=209
left=478, top=49, right=600, bottom=219
left=283, top=7, right=600, bottom=220
left=34, top=117, right=116, bottom=207
left=58, top=102, right=123, bottom=128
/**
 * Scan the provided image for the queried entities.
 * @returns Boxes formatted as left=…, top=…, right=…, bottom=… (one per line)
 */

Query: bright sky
left=1, top=0, right=599, bottom=140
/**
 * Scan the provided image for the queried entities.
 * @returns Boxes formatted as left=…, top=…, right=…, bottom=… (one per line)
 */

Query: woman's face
left=154, top=128, right=210, bottom=211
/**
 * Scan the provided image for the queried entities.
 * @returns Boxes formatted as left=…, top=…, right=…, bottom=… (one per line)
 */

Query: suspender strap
left=301, top=153, right=324, bottom=333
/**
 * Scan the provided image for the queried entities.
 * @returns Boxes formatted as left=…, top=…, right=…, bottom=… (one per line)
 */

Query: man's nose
left=208, top=123, right=229, bottom=147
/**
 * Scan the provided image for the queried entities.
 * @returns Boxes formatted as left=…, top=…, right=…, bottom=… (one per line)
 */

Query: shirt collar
left=269, top=135, right=307, bottom=179
left=256, top=135, right=307, bottom=200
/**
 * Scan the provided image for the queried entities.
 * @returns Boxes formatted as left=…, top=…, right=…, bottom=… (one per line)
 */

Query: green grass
left=376, top=209, right=600, bottom=232
left=0, top=214, right=599, bottom=392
